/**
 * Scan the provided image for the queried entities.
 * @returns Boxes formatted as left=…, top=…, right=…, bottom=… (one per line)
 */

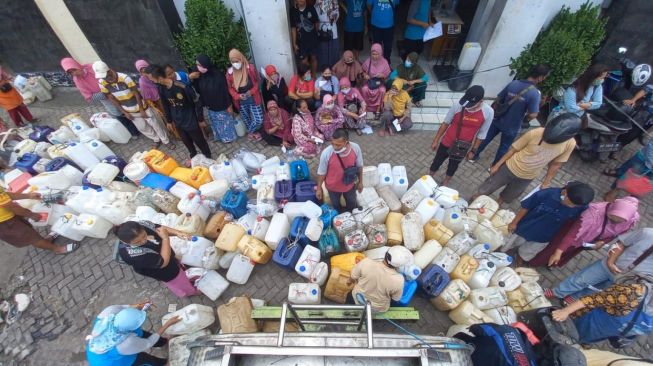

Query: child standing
left=0, top=70, right=36, bottom=127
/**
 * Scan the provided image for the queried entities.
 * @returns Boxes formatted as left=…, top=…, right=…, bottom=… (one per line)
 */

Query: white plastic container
left=415, top=198, right=440, bottom=225
left=515, top=267, right=541, bottom=283
left=236, top=211, right=258, bottom=233
left=47, top=126, right=76, bottom=144
left=51, top=213, right=85, bottom=241
left=483, top=252, right=513, bottom=268
left=468, top=259, right=497, bottom=290
left=78, top=127, right=109, bottom=143
left=264, top=212, right=290, bottom=250
left=28, top=203, right=52, bottom=227
left=469, top=286, right=508, bottom=310
left=333, top=212, right=359, bottom=242
left=283, top=201, right=321, bottom=221
left=484, top=306, right=517, bottom=325
left=72, top=213, right=113, bottom=239
left=356, top=187, right=379, bottom=207
left=433, top=186, right=459, bottom=209
left=169, top=181, right=198, bottom=199
left=209, top=161, right=236, bottom=183
left=84, top=139, right=115, bottom=160
left=411, top=175, right=438, bottom=198
left=182, top=236, right=220, bottom=269
left=468, top=195, right=499, bottom=222
left=274, top=161, right=291, bottom=181
left=376, top=185, right=402, bottom=212
left=364, top=246, right=390, bottom=261
left=123, top=160, right=150, bottom=183
left=87, top=163, right=119, bottom=186
left=401, top=212, right=425, bottom=251
left=219, top=251, right=238, bottom=270
left=400, top=188, right=423, bottom=214
left=431, top=279, right=470, bottom=311
left=94, top=114, right=131, bottom=143
left=251, top=216, right=271, bottom=241
left=446, top=231, right=476, bottom=255
left=473, top=219, right=504, bottom=252
left=490, top=209, right=516, bottom=236
left=391, top=165, right=409, bottom=197
left=449, top=301, right=493, bottom=326
left=345, top=229, right=369, bottom=252
left=31, top=158, right=49, bottom=174
left=305, top=217, right=323, bottom=242
left=377, top=163, right=393, bottom=187
left=177, top=194, right=211, bottom=221
left=64, top=143, right=100, bottom=171
left=399, top=264, right=422, bottom=281
left=250, top=174, right=276, bottom=190
left=288, top=283, right=321, bottom=305
left=431, top=247, right=460, bottom=273
left=259, top=156, right=280, bottom=170
left=309, top=262, right=329, bottom=286
left=61, top=165, right=84, bottom=186
left=362, top=166, right=379, bottom=188
left=467, top=243, right=491, bottom=258
left=195, top=270, right=230, bottom=301
left=226, top=254, right=255, bottom=284
left=96, top=201, right=134, bottom=225
left=28, top=171, right=72, bottom=190
left=490, top=267, right=522, bottom=292
left=68, top=117, right=91, bottom=136
left=199, top=179, right=229, bottom=200
left=161, top=304, right=215, bottom=335
left=295, top=245, right=321, bottom=279
left=413, top=240, right=443, bottom=269
left=34, top=141, right=52, bottom=158
left=13, top=139, right=36, bottom=158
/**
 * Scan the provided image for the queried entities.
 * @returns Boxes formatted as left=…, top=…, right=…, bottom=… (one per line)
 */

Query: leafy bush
left=510, top=1, right=606, bottom=96
left=174, top=0, right=250, bottom=69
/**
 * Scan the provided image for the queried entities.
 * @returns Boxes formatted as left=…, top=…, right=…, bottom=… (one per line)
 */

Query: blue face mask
left=304, top=75, right=312, bottom=81
left=404, top=60, right=413, bottom=68
left=593, top=79, right=603, bottom=86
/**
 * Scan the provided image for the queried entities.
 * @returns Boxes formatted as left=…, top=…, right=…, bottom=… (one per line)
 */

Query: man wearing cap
left=429, top=85, right=494, bottom=186
left=347, top=246, right=409, bottom=312
left=93, top=61, right=172, bottom=148
left=261, top=64, right=289, bottom=108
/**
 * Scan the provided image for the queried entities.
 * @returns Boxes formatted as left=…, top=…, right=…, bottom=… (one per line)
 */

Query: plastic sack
left=235, top=149, right=266, bottom=172
left=191, top=154, right=217, bottom=168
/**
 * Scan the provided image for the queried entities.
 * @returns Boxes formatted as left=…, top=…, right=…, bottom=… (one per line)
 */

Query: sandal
left=374, top=112, right=382, bottom=120
left=168, top=143, right=177, bottom=150
left=46, top=232, right=60, bottom=241
left=543, top=288, right=556, bottom=299
left=356, top=129, right=363, bottom=136
left=413, top=101, right=423, bottom=108
left=57, top=243, right=80, bottom=255
left=602, top=168, right=619, bottom=177
left=563, top=295, right=577, bottom=306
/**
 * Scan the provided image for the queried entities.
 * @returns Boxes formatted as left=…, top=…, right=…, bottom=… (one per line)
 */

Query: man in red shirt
left=429, top=85, right=494, bottom=186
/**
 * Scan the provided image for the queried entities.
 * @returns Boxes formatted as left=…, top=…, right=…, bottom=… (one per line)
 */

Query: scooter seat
left=587, top=113, right=631, bottom=132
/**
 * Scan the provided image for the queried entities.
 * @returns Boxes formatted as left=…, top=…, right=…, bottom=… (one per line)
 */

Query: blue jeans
left=612, top=150, right=648, bottom=188
left=473, top=123, right=518, bottom=165
left=553, top=259, right=614, bottom=299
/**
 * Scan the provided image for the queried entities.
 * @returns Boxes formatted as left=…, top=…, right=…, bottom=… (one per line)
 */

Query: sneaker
left=543, top=288, right=556, bottom=299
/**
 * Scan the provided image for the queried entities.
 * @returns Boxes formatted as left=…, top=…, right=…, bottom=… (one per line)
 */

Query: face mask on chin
left=232, top=62, right=242, bottom=70
left=325, top=103, right=334, bottom=110
left=334, top=146, right=347, bottom=154
left=341, top=88, right=350, bottom=94
left=404, top=61, right=413, bottom=68
left=465, top=104, right=482, bottom=112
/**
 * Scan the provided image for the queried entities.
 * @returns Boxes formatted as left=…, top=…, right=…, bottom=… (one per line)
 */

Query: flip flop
left=602, top=168, right=619, bottom=177
left=563, top=295, right=577, bottom=306
left=57, top=243, right=80, bottom=255
left=543, top=288, right=556, bottom=299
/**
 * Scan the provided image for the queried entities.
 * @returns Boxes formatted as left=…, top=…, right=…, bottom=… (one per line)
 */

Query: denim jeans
left=473, top=123, right=518, bottom=165
left=553, top=259, right=614, bottom=299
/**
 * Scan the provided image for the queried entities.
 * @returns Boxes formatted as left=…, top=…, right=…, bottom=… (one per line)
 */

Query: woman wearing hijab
left=332, top=50, right=363, bottom=87
left=135, top=60, right=177, bottom=142
left=226, top=48, right=263, bottom=141
left=315, top=0, right=340, bottom=70
left=388, top=52, right=429, bottom=107
left=379, top=79, right=412, bottom=136
left=86, top=303, right=181, bottom=366
left=360, top=44, right=392, bottom=119
left=191, top=55, right=237, bottom=143
left=292, top=99, right=324, bottom=158
left=315, top=94, right=345, bottom=140
left=287, top=63, right=317, bottom=111
left=261, top=64, right=288, bottom=107
left=61, top=57, right=140, bottom=136
left=262, top=100, right=293, bottom=147
left=337, top=77, right=367, bottom=135
left=531, top=196, right=640, bottom=268
left=313, top=65, right=340, bottom=108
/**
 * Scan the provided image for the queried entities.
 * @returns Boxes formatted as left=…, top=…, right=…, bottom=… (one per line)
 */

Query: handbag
left=365, top=58, right=383, bottom=90
left=616, top=168, right=653, bottom=197
left=317, top=23, right=333, bottom=41
left=492, top=84, right=535, bottom=118
left=447, top=107, right=473, bottom=161
left=335, top=149, right=359, bottom=185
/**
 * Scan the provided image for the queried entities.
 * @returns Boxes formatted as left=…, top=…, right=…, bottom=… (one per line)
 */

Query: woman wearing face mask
left=388, top=52, right=429, bottom=107
left=292, top=99, right=324, bottom=158
left=379, top=79, right=412, bottom=136
left=337, top=77, right=367, bottom=135
left=530, top=196, right=639, bottom=268
left=429, top=85, right=494, bottom=186
left=361, top=43, right=392, bottom=119
left=262, top=100, right=294, bottom=147
left=261, top=64, right=288, bottom=108
left=316, top=128, right=364, bottom=213
left=315, top=94, right=345, bottom=140
left=556, top=63, right=610, bottom=118
left=332, top=50, right=363, bottom=87
left=135, top=60, right=177, bottom=142
left=191, top=55, right=237, bottom=143
left=287, top=63, right=317, bottom=111
left=226, top=48, right=263, bottom=141
left=313, top=65, right=340, bottom=108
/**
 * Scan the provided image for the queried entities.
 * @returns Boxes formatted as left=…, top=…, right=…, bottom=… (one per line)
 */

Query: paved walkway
left=0, top=88, right=650, bottom=365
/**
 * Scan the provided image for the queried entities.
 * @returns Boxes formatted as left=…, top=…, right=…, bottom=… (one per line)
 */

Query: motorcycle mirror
left=618, top=47, right=628, bottom=54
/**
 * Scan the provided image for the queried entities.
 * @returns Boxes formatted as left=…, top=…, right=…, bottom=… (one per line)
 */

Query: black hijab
left=193, top=54, right=232, bottom=111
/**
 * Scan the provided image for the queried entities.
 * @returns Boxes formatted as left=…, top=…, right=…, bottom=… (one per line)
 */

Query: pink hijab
left=134, top=59, right=159, bottom=101
left=60, top=57, right=100, bottom=101
left=574, top=196, right=640, bottom=242
left=361, top=43, right=391, bottom=78
left=336, top=77, right=364, bottom=107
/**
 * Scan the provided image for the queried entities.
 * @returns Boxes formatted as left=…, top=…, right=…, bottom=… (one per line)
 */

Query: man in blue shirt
left=502, top=181, right=594, bottom=264
left=473, top=64, right=551, bottom=165
left=343, top=0, right=367, bottom=60
left=367, top=0, right=400, bottom=61
left=403, top=0, right=432, bottom=58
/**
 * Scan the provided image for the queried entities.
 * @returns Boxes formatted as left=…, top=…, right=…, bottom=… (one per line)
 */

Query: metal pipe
left=290, top=304, right=366, bottom=310
left=287, top=303, right=306, bottom=331
left=277, top=302, right=288, bottom=347
left=366, top=303, right=374, bottom=349
left=301, top=320, right=361, bottom=325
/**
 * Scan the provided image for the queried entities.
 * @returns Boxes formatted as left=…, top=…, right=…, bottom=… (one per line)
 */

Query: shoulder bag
left=366, top=59, right=383, bottom=90
left=447, top=107, right=473, bottom=161
left=492, top=84, right=535, bottom=118
left=335, top=149, right=359, bottom=185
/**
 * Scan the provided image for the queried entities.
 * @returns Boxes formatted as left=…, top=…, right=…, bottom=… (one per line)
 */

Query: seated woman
left=379, top=79, right=412, bottom=136
left=332, top=50, right=364, bottom=87
left=261, top=100, right=293, bottom=147
left=291, top=99, right=324, bottom=158
left=555, top=63, right=609, bottom=118
left=531, top=196, right=639, bottom=268
left=287, top=63, right=317, bottom=111
left=552, top=273, right=653, bottom=346
left=360, top=43, right=392, bottom=119
left=604, top=138, right=653, bottom=201
left=315, top=94, right=345, bottom=140
left=337, top=77, right=367, bottom=135
left=313, top=65, right=340, bottom=108
left=261, top=64, right=288, bottom=107
left=388, top=52, right=429, bottom=107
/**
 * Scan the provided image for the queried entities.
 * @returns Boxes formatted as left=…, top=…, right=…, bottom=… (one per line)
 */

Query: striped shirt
left=98, top=73, right=140, bottom=113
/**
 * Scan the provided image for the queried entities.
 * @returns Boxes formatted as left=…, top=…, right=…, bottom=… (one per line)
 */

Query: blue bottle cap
left=224, top=161, right=230, bottom=166
left=311, top=289, right=318, bottom=295
left=299, top=265, right=306, bottom=272
left=252, top=179, right=257, bottom=184
left=399, top=178, right=405, bottom=184
left=192, top=236, right=197, bottom=241
left=487, top=261, right=495, bottom=268
left=280, top=162, right=285, bottom=166
left=384, top=176, right=390, bottom=182
left=92, top=142, right=98, bottom=147
left=96, top=188, right=103, bottom=192
left=412, top=269, right=420, bottom=276
left=506, top=256, right=513, bottom=263
left=483, top=244, right=490, bottom=250
left=451, top=213, right=459, bottom=219
left=70, top=142, right=76, bottom=146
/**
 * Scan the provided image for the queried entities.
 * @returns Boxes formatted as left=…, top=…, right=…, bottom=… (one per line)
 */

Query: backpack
left=534, top=340, right=587, bottom=366
left=454, top=323, right=537, bottom=366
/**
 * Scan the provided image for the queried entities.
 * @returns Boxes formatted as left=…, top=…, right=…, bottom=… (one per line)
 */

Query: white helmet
left=632, top=64, right=651, bottom=86
left=386, top=246, right=413, bottom=268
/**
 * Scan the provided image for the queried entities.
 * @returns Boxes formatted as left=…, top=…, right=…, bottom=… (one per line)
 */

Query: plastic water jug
left=226, top=254, right=255, bottom=284
left=469, top=287, right=508, bottom=312
left=414, top=240, right=443, bottom=269
left=134, top=206, right=158, bottom=222
left=283, top=201, right=321, bottom=221
left=401, top=212, right=425, bottom=251
left=27, top=203, right=52, bottom=227
left=330, top=252, right=365, bottom=272
left=237, top=235, right=272, bottom=264
left=32, top=158, right=50, bottom=174
left=411, top=175, right=438, bottom=198
left=376, top=185, right=402, bottom=212
left=333, top=212, right=359, bottom=242
left=430, top=279, right=470, bottom=311
left=62, top=143, right=99, bottom=171
left=467, top=243, right=491, bottom=258
left=34, top=141, right=52, bottom=158
left=433, top=186, right=459, bottom=209
left=96, top=201, right=135, bottom=225
left=61, top=112, right=87, bottom=130
left=72, top=213, right=113, bottom=239
left=250, top=216, right=270, bottom=241
left=446, top=324, right=472, bottom=338
left=345, top=229, right=369, bottom=252
left=431, top=247, right=460, bottom=273
left=362, top=166, right=379, bottom=187
left=236, top=211, right=257, bottom=234
left=468, top=195, right=499, bottom=222
left=259, top=155, right=280, bottom=170
left=515, top=267, right=541, bottom=283
left=415, top=198, right=441, bottom=225
left=251, top=174, right=275, bottom=190
left=194, top=270, right=229, bottom=301
left=215, top=223, right=246, bottom=251
left=216, top=297, right=258, bottom=333
left=190, top=154, right=216, bottom=169
left=295, top=245, right=321, bottom=279
left=178, top=193, right=211, bottom=221
left=490, top=267, right=522, bottom=291
left=468, top=259, right=497, bottom=289
left=288, top=283, right=321, bottom=305
left=385, top=212, right=403, bottom=245
left=219, top=251, right=238, bottom=270
left=520, top=282, right=552, bottom=311
left=305, top=217, right=323, bottom=242
left=264, top=212, right=290, bottom=250
left=13, top=139, right=36, bottom=159
left=209, top=161, right=236, bottom=183
left=400, top=263, right=422, bottom=281
left=308, top=261, right=329, bottom=286
left=446, top=231, right=476, bottom=255
left=400, top=188, right=423, bottom=214
left=151, top=189, right=180, bottom=214
left=47, top=126, right=76, bottom=144
left=162, top=213, right=179, bottom=227
left=364, top=224, right=387, bottom=249
left=46, top=144, right=67, bottom=159
left=484, top=305, right=517, bottom=325
left=174, top=213, right=205, bottom=236
left=324, top=267, right=356, bottom=304
left=364, top=246, right=390, bottom=261
left=123, top=160, right=150, bottom=183
left=86, top=163, right=119, bottom=187
left=391, top=165, right=409, bottom=197
left=442, top=209, right=478, bottom=236
left=161, top=304, right=215, bottom=335
left=449, top=301, right=494, bottom=326
left=481, top=252, right=513, bottom=268
left=356, top=187, right=379, bottom=207
left=423, top=219, right=453, bottom=244
left=182, top=236, right=220, bottom=269
left=169, top=181, right=198, bottom=199
left=51, top=213, right=85, bottom=241
left=77, top=128, right=108, bottom=143
left=473, top=219, right=504, bottom=251
left=28, top=171, right=71, bottom=190
left=377, top=163, right=393, bottom=187
left=150, top=156, right=179, bottom=176
left=490, top=209, right=515, bottom=236
left=450, top=255, right=479, bottom=283
left=93, top=114, right=131, bottom=143
left=272, top=161, right=290, bottom=181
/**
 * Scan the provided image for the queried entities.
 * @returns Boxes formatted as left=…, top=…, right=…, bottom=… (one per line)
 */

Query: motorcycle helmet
left=632, top=64, right=651, bottom=86
left=542, top=113, right=582, bottom=144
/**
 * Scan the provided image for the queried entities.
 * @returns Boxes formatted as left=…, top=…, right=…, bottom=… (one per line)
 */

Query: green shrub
left=510, top=1, right=606, bottom=96
left=174, top=0, right=250, bottom=69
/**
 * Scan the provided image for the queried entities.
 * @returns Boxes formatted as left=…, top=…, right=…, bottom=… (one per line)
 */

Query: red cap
left=264, top=65, right=277, bottom=76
